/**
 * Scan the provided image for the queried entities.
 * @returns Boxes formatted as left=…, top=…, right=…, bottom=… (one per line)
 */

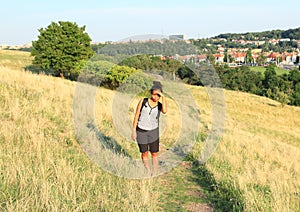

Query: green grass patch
left=190, top=163, right=245, bottom=212
left=156, top=157, right=245, bottom=212
left=250, top=66, right=290, bottom=76
left=157, top=162, right=212, bottom=211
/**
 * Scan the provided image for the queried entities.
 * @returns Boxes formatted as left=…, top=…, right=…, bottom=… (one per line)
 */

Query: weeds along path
left=156, top=161, right=214, bottom=211
left=155, top=159, right=246, bottom=211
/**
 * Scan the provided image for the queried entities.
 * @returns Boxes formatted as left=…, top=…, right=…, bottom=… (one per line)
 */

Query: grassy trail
left=157, top=161, right=215, bottom=212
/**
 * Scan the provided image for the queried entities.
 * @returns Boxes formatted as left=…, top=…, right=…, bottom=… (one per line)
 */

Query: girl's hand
left=131, top=130, right=137, bottom=140
left=157, top=91, right=164, bottom=98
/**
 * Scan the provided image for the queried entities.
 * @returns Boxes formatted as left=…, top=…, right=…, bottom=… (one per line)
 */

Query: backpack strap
left=158, top=102, right=162, bottom=111
left=140, top=98, right=148, bottom=113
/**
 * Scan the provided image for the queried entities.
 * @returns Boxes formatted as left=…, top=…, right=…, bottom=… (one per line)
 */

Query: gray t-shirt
left=138, top=100, right=161, bottom=131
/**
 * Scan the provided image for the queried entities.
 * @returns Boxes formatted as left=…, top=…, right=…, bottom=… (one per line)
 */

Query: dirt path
left=155, top=161, right=214, bottom=211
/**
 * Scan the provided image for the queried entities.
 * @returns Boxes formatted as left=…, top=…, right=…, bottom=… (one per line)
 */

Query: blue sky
left=1, top=0, right=300, bottom=45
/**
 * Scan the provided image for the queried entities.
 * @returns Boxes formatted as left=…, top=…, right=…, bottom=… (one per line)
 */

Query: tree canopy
left=215, top=27, right=300, bottom=40
left=31, top=21, right=94, bottom=80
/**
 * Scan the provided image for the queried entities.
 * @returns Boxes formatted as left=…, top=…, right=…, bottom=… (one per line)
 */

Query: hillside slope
left=0, top=66, right=161, bottom=211
left=0, top=50, right=299, bottom=211
left=190, top=86, right=300, bottom=211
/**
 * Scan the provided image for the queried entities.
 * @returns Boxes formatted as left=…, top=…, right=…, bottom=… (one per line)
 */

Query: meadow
left=249, top=66, right=290, bottom=75
left=0, top=49, right=299, bottom=211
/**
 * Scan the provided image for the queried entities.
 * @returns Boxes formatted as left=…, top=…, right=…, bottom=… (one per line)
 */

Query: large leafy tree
left=31, top=21, right=94, bottom=80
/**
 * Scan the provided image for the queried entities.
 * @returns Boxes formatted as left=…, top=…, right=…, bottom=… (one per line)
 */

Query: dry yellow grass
left=0, top=50, right=32, bottom=70
left=1, top=50, right=300, bottom=211
left=0, top=65, right=159, bottom=211
left=190, top=86, right=300, bottom=211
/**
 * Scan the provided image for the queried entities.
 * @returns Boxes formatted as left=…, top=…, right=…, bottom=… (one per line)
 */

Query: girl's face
left=151, top=89, right=161, bottom=102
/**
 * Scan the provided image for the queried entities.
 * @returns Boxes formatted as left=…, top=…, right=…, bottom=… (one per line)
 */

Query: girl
left=131, top=81, right=167, bottom=173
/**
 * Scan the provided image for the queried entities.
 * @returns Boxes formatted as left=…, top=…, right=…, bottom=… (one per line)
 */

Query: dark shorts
left=136, top=127, right=159, bottom=153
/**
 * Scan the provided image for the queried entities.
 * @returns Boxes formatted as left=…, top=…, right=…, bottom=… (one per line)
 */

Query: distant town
left=2, top=30, right=300, bottom=70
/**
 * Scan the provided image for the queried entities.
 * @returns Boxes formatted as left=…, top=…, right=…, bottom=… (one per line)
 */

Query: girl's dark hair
left=151, top=81, right=163, bottom=93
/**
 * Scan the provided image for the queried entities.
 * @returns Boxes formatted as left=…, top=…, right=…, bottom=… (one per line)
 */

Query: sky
left=1, top=0, right=300, bottom=45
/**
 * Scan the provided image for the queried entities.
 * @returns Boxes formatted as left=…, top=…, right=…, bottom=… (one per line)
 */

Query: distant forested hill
left=214, top=27, right=300, bottom=40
